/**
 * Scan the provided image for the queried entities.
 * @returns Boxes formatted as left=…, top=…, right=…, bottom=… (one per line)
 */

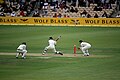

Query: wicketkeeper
left=78, top=40, right=91, bottom=56
left=43, top=36, right=63, bottom=55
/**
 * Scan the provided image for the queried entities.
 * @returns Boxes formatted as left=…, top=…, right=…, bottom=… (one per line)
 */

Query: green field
left=0, top=25, right=120, bottom=80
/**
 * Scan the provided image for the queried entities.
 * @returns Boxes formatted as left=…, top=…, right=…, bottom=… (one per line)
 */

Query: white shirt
left=80, top=42, right=91, bottom=47
left=17, top=44, right=27, bottom=50
left=48, top=39, right=56, bottom=48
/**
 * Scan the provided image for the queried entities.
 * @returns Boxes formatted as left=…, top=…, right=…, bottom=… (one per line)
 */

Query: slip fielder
left=16, top=42, right=27, bottom=59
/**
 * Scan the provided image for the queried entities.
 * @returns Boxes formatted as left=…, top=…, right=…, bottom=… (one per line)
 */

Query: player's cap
left=22, top=42, right=26, bottom=45
left=49, top=37, right=53, bottom=39
left=79, top=40, right=83, bottom=43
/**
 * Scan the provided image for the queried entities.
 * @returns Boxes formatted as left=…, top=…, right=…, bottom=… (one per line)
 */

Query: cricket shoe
left=42, top=53, right=45, bottom=55
left=59, top=52, right=63, bottom=55
left=55, top=51, right=63, bottom=55
left=83, top=55, right=89, bottom=56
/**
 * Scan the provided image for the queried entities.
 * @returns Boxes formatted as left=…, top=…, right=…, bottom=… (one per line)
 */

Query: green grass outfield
left=0, top=25, right=120, bottom=80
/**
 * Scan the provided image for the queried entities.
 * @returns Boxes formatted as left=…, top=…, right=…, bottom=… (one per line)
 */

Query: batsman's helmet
left=22, top=42, right=26, bottom=45
left=49, top=37, right=53, bottom=39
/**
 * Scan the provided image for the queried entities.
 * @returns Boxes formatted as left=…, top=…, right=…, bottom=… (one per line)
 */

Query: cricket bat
left=55, top=36, right=61, bottom=41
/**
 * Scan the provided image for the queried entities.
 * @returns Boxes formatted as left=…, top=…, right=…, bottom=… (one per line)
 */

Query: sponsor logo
left=19, top=19, right=28, bottom=23
left=70, top=19, right=80, bottom=25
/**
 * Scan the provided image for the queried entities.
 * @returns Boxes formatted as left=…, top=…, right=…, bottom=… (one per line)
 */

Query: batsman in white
left=16, top=42, right=27, bottom=59
left=43, top=36, right=63, bottom=55
left=78, top=40, right=91, bottom=56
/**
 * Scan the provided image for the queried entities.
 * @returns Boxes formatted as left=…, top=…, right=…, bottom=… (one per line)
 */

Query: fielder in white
left=79, top=40, right=91, bottom=56
left=43, top=36, right=63, bottom=55
left=16, top=42, right=27, bottom=59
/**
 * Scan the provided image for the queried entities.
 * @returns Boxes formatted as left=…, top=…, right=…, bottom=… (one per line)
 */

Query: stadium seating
left=0, top=0, right=119, bottom=18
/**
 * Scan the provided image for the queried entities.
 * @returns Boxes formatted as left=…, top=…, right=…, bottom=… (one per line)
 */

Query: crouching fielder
left=79, top=40, right=91, bottom=56
left=43, top=37, right=63, bottom=55
left=16, top=42, right=27, bottom=59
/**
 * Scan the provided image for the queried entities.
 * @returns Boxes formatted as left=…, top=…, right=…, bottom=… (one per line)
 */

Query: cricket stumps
left=74, top=45, right=76, bottom=56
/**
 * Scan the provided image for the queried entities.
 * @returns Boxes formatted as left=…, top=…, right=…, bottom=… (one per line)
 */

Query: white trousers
left=80, top=45, right=91, bottom=56
left=16, top=49, right=27, bottom=58
left=44, top=46, right=57, bottom=53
